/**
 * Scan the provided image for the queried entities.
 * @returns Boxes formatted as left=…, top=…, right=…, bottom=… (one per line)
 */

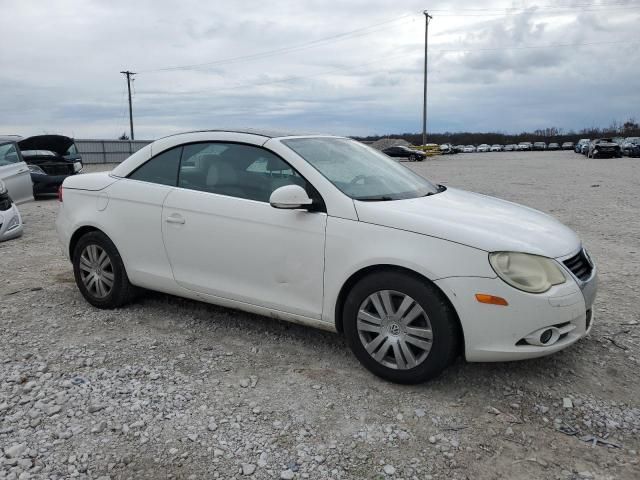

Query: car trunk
left=18, top=135, right=75, bottom=156
left=22, top=154, right=76, bottom=175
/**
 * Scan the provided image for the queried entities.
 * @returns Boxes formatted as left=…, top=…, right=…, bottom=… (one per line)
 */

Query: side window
left=65, top=143, right=78, bottom=156
left=0, top=143, right=20, bottom=166
left=128, top=147, right=182, bottom=186
left=177, top=142, right=309, bottom=203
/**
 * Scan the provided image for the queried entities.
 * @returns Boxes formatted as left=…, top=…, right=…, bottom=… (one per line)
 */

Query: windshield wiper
left=357, top=196, right=395, bottom=201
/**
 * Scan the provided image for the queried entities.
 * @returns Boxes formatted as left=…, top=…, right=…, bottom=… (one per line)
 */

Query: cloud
left=0, top=0, right=638, bottom=138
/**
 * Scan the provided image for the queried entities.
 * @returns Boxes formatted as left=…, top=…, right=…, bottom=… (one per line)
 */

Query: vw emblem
left=389, top=324, right=400, bottom=336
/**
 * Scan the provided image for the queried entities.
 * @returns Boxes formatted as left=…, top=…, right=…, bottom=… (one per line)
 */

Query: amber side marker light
left=475, top=293, right=509, bottom=306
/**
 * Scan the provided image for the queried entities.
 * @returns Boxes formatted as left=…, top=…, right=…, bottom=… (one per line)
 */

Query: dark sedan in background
left=587, top=138, right=622, bottom=158
left=18, top=135, right=83, bottom=196
left=381, top=145, right=426, bottom=161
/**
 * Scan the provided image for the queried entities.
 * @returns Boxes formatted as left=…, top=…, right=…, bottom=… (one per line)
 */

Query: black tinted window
left=128, top=147, right=182, bottom=186
left=177, top=142, right=309, bottom=203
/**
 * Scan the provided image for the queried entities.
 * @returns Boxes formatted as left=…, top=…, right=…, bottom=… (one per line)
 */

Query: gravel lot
left=1, top=151, right=639, bottom=480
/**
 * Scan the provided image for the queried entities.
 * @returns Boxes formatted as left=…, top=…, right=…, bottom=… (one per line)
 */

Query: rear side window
left=0, top=143, right=20, bottom=166
left=128, top=147, right=182, bottom=186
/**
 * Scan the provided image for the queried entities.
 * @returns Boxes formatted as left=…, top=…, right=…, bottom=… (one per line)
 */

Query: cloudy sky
left=0, top=0, right=638, bottom=139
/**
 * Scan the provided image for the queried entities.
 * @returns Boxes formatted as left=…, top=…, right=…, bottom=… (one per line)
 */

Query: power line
left=433, top=6, right=640, bottom=17
left=139, top=12, right=418, bottom=73
left=428, top=1, right=639, bottom=12
left=141, top=39, right=636, bottom=96
left=135, top=4, right=638, bottom=74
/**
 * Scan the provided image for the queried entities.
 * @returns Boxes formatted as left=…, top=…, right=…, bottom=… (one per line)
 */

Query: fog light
left=540, top=329, right=553, bottom=345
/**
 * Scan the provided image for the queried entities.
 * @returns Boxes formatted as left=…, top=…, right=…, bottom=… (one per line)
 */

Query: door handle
left=165, top=214, right=185, bottom=224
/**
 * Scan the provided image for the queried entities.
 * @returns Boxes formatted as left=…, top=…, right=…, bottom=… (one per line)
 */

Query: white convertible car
left=56, top=130, right=597, bottom=383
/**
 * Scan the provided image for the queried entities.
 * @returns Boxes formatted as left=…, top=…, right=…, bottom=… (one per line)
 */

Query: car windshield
left=282, top=137, right=439, bottom=201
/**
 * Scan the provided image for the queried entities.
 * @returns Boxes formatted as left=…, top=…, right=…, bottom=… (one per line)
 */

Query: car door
left=0, top=142, right=33, bottom=203
left=162, top=142, right=327, bottom=320
left=105, top=146, right=182, bottom=288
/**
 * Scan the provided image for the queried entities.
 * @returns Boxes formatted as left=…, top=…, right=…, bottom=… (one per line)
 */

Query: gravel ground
left=1, top=151, right=639, bottom=480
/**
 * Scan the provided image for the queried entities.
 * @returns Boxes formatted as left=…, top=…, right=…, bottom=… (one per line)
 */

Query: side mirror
left=269, top=185, right=313, bottom=210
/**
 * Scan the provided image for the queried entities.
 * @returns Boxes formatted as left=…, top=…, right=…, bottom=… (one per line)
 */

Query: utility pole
left=422, top=11, right=432, bottom=147
left=120, top=70, right=136, bottom=140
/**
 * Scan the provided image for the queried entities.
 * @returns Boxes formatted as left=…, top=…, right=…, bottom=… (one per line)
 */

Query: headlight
left=489, top=252, right=566, bottom=293
left=73, top=161, right=83, bottom=173
left=0, top=180, right=6, bottom=195
left=6, top=214, right=20, bottom=232
left=28, top=164, right=46, bottom=174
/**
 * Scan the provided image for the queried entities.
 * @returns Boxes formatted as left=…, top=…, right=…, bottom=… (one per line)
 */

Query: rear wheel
left=343, top=271, right=460, bottom=384
left=72, top=231, right=137, bottom=309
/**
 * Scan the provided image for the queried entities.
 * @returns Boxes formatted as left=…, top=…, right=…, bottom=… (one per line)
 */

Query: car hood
left=18, top=135, right=74, bottom=156
left=354, top=187, right=580, bottom=258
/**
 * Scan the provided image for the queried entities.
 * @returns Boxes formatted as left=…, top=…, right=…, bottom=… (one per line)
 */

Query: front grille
left=39, top=163, right=74, bottom=175
left=0, top=192, right=11, bottom=211
left=563, top=249, right=593, bottom=281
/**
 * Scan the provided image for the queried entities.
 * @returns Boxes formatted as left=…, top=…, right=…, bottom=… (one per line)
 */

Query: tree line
left=353, top=119, right=640, bottom=146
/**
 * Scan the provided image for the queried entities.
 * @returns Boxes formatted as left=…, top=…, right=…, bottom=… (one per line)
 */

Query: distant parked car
left=454, top=145, right=465, bottom=153
left=547, top=143, right=560, bottom=151
left=382, top=145, right=426, bottom=162
left=561, top=142, right=574, bottom=150
left=476, top=144, right=490, bottom=152
left=0, top=136, right=33, bottom=204
left=575, top=139, right=590, bottom=153
left=533, top=142, right=547, bottom=151
left=462, top=145, right=476, bottom=153
left=0, top=179, right=24, bottom=241
left=18, top=135, right=84, bottom=197
left=625, top=143, right=640, bottom=158
left=439, top=144, right=457, bottom=155
left=504, top=144, right=517, bottom=151
left=517, top=142, right=532, bottom=151
left=621, top=137, right=640, bottom=156
left=587, top=138, right=622, bottom=158
left=490, top=144, right=504, bottom=152
left=580, top=143, right=590, bottom=155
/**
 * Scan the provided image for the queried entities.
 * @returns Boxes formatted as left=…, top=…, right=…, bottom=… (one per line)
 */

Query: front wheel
left=343, top=271, right=460, bottom=384
left=72, top=231, right=137, bottom=309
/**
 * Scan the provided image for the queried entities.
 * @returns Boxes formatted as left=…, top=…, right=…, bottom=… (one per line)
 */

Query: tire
left=342, top=271, right=460, bottom=384
left=72, top=231, right=137, bottom=309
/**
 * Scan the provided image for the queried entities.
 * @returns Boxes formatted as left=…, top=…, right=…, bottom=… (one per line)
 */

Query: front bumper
left=0, top=203, right=24, bottom=242
left=435, top=252, right=597, bottom=362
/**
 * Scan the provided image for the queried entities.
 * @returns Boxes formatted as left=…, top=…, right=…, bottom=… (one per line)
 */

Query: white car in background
left=490, top=144, right=504, bottom=152
left=476, top=144, right=491, bottom=152
left=462, top=145, right=476, bottom=153
left=0, top=136, right=33, bottom=204
left=0, top=179, right=23, bottom=241
left=56, top=130, right=597, bottom=384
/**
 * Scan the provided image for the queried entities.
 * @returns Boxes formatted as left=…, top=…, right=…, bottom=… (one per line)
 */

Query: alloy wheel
left=357, top=290, right=433, bottom=370
left=79, top=244, right=114, bottom=299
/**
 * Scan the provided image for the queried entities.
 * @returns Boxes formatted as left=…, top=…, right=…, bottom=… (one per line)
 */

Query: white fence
left=75, top=139, right=152, bottom=164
